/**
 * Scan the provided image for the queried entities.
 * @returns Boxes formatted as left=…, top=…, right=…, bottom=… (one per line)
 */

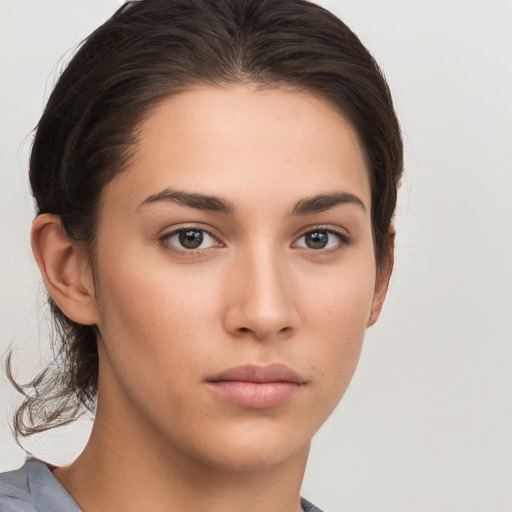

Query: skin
left=32, top=85, right=392, bottom=512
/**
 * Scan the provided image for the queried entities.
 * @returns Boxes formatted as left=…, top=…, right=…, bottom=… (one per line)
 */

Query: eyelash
left=293, top=226, right=351, bottom=254
left=159, top=225, right=351, bottom=256
left=159, top=226, right=221, bottom=255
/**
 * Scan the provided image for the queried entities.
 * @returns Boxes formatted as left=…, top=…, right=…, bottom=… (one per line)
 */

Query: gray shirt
left=0, top=459, right=324, bottom=511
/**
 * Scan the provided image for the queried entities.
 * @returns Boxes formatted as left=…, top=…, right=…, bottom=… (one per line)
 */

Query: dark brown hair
left=9, top=0, right=403, bottom=439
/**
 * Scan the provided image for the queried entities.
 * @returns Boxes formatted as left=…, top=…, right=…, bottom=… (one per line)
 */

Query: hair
left=8, top=0, right=403, bottom=439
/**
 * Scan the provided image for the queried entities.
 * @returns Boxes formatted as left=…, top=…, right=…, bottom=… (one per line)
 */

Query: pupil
left=306, top=231, right=328, bottom=249
left=179, top=230, right=203, bottom=249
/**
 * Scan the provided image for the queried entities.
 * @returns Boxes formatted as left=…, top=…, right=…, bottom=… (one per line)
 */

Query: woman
left=0, top=0, right=402, bottom=510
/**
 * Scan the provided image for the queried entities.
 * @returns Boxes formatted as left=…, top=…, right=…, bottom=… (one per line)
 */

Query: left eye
left=163, top=229, right=218, bottom=250
left=295, top=230, right=344, bottom=250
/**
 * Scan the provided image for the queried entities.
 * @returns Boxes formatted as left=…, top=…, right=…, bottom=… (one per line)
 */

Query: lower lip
left=207, top=381, right=301, bottom=409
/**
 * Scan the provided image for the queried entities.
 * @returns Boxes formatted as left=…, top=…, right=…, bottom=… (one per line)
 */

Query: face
left=88, top=85, right=386, bottom=471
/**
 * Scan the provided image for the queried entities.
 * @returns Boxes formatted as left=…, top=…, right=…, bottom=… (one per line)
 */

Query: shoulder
left=0, top=460, right=37, bottom=511
left=301, top=497, right=326, bottom=512
left=0, top=459, right=81, bottom=512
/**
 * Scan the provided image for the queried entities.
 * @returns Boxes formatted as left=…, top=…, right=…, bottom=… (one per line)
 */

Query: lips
left=206, top=363, right=305, bottom=409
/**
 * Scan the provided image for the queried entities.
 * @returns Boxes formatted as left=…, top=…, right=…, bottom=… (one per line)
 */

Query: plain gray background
left=1, top=1, right=511, bottom=511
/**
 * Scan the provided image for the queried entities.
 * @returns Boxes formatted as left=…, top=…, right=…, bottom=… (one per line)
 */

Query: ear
left=31, top=214, right=98, bottom=325
left=367, top=231, right=395, bottom=327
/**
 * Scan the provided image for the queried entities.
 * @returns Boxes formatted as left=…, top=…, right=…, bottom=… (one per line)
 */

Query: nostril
left=237, top=326, right=291, bottom=335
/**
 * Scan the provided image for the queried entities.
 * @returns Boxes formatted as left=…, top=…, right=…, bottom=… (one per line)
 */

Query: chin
left=201, top=443, right=308, bottom=473
left=184, top=421, right=312, bottom=472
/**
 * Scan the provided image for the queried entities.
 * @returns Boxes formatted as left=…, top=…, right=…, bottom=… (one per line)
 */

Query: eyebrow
left=137, top=188, right=236, bottom=216
left=137, top=188, right=366, bottom=216
left=291, top=192, right=366, bottom=215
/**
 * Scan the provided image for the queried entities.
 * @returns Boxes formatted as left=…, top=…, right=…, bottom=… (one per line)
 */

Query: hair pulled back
left=11, top=0, right=403, bottom=438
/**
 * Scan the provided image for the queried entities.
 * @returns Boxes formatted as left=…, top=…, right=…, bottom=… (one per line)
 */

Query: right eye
left=161, top=228, right=220, bottom=252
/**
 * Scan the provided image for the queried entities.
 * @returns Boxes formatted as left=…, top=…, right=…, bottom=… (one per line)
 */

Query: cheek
left=301, top=250, right=376, bottom=337
left=298, top=252, right=376, bottom=399
left=93, top=252, right=223, bottom=375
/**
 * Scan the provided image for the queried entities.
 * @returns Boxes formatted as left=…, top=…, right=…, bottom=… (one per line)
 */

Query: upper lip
left=208, top=363, right=305, bottom=384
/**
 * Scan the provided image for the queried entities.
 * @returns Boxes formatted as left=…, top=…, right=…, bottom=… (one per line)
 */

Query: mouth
left=206, top=363, right=306, bottom=409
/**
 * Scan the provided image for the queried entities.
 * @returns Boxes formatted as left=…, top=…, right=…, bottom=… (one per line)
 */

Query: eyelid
left=294, top=224, right=351, bottom=242
left=292, top=225, right=352, bottom=252
left=158, top=224, right=224, bottom=255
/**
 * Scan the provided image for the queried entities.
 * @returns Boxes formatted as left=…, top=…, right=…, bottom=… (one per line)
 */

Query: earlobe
left=367, top=231, right=395, bottom=327
left=31, top=214, right=98, bottom=326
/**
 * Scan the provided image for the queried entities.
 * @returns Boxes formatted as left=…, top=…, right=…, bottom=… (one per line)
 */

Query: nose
left=223, top=247, right=299, bottom=341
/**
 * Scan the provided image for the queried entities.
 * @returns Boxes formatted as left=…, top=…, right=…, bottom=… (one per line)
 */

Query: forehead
left=103, top=85, right=371, bottom=213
